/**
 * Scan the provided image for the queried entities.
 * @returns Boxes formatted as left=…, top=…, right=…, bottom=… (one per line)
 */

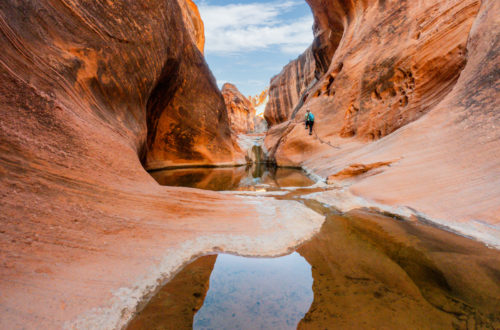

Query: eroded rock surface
left=179, top=0, right=206, bottom=54
left=0, top=0, right=322, bottom=328
left=222, top=83, right=256, bottom=133
left=265, top=0, right=500, bottom=244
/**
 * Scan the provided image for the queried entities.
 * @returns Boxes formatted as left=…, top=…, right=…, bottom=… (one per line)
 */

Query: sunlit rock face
left=267, top=0, right=481, bottom=148
left=297, top=0, right=481, bottom=142
left=142, top=1, right=238, bottom=169
left=253, top=115, right=269, bottom=133
left=179, top=0, right=206, bottom=54
left=265, top=0, right=500, bottom=244
left=0, top=0, right=324, bottom=328
left=264, top=46, right=316, bottom=126
left=250, top=89, right=269, bottom=133
left=222, top=83, right=256, bottom=133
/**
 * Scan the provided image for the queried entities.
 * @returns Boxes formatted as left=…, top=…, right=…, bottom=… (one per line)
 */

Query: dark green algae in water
left=131, top=166, right=500, bottom=329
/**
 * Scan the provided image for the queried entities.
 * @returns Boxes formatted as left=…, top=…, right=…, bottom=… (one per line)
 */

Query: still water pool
left=149, top=164, right=315, bottom=191
left=129, top=166, right=500, bottom=329
left=194, top=253, right=313, bottom=329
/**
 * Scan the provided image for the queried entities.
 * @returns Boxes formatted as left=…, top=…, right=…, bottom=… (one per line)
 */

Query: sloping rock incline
left=0, top=0, right=323, bottom=328
left=265, top=0, right=500, bottom=245
left=222, top=83, right=256, bottom=133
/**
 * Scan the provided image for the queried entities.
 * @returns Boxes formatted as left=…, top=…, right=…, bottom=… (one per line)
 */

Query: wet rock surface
left=296, top=208, right=500, bottom=329
left=264, top=46, right=316, bottom=127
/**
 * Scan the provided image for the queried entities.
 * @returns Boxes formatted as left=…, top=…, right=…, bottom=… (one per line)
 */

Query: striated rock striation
left=265, top=0, right=500, bottom=245
left=264, top=46, right=316, bottom=126
left=0, top=0, right=323, bottom=328
left=221, top=83, right=256, bottom=133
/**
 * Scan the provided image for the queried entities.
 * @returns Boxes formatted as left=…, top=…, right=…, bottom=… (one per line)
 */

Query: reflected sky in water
left=194, top=253, right=313, bottom=329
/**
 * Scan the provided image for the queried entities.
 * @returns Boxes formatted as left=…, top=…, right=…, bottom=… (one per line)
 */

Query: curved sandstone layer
left=266, top=0, right=500, bottom=245
left=264, top=47, right=316, bottom=126
left=0, top=0, right=323, bottom=328
left=222, top=83, right=256, bottom=133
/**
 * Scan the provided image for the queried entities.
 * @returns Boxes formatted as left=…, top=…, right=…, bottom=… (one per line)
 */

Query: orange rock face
left=264, top=46, right=316, bottom=126
left=0, top=0, right=323, bottom=328
left=222, top=83, right=257, bottom=133
left=265, top=0, right=500, bottom=243
left=267, top=0, right=480, bottom=141
left=249, top=88, right=269, bottom=109
left=179, top=0, right=206, bottom=54
left=142, top=0, right=238, bottom=170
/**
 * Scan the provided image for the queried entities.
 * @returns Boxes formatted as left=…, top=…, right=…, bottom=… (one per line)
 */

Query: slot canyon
left=0, top=0, right=499, bottom=329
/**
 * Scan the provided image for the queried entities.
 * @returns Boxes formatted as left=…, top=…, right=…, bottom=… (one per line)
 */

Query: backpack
left=308, top=113, right=315, bottom=121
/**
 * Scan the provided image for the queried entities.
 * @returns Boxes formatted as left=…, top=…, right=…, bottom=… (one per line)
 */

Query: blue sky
left=198, top=0, right=314, bottom=98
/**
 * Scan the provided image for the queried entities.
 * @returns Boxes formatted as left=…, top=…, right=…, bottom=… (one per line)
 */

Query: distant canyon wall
left=265, top=0, right=500, bottom=244
left=264, top=46, right=316, bottom=126
left=222, top=83, right=269, bottom=134
left=222, top=83, right=256, bottom=134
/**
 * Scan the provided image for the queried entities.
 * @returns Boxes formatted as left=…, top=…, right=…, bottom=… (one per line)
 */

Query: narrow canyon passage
left=1, top=0, right=498, bottom=328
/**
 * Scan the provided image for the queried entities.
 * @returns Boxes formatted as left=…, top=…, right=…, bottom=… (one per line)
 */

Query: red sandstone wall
left=264, top=46, right=316, bottom=126
left=221, top=83, right=256, bottom=134
left=265, top=0, right=500, bottom=241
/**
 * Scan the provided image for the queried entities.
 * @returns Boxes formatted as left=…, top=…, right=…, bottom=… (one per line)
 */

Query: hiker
left=305, top=109, right=315, bottom=135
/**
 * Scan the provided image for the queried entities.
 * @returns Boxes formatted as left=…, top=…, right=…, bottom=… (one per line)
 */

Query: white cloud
left=199, top=1, right=313, bottom=54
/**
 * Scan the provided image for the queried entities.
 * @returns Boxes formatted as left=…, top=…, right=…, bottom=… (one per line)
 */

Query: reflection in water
left=127, top=255, right=217, bottom=330
left=194, top=253, right=313, bottom=329
left=149, top=164, right=314, bottom=191
left=136, top=167, right=500, bottom=329
left=297, top=209, right=500, bottom=329
left=129, top=209, right=500, bottom=329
